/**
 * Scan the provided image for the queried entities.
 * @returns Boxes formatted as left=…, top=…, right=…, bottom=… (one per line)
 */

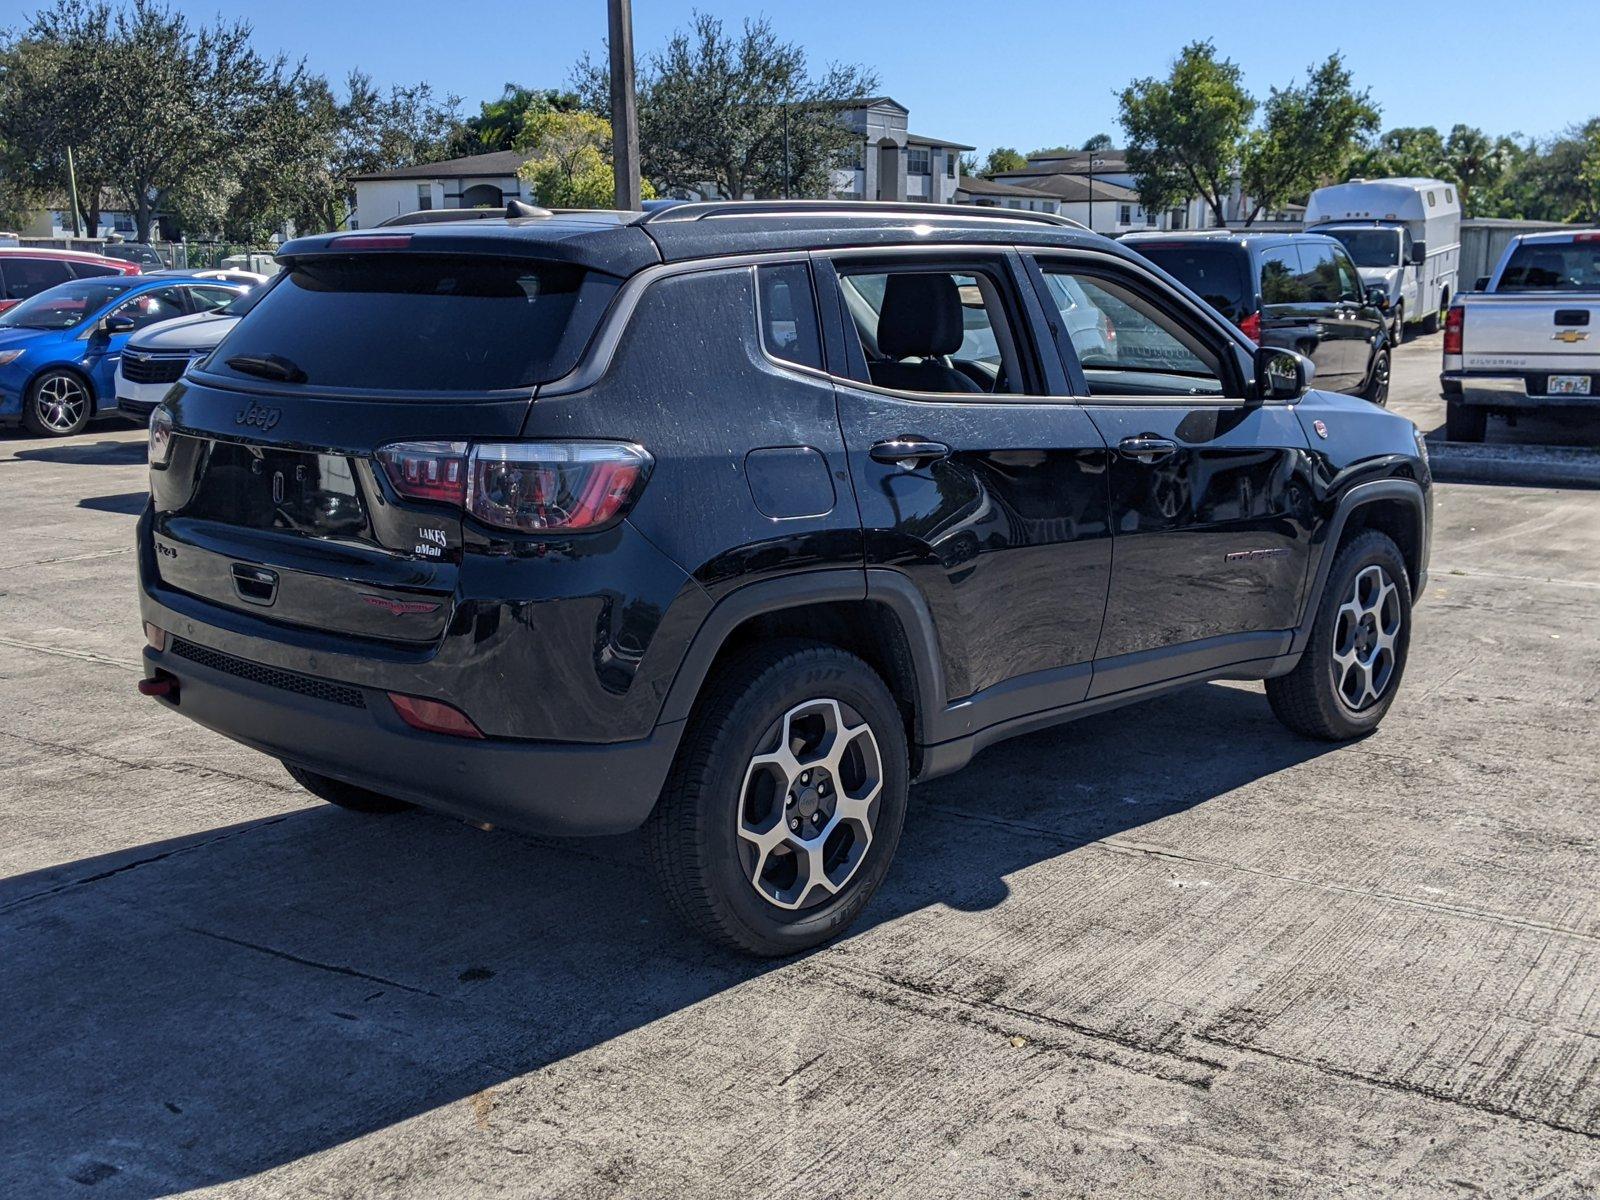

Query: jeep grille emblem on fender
left=361, top=595, right=441, bottom=617
left=235, top=400, right=282, bottom=430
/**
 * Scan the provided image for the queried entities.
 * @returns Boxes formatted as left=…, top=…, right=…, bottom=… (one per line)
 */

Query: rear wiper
left=226, top=353, right=307, bottom=384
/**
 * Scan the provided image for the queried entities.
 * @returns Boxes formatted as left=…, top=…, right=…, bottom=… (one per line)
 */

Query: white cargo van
left=1305, top=178, right=1461, bottom=342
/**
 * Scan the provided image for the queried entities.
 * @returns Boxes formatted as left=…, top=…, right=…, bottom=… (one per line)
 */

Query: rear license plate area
left=1547, top=375, right=1592, bottom=396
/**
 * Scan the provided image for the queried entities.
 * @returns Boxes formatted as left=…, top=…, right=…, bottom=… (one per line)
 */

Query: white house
left=349, top=150, right=536, bottom=229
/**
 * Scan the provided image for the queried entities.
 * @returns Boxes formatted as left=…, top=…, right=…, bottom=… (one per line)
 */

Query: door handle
left=1117, top=436, right=1178, bottom=463
left=870, top=438, right=950, bottom=467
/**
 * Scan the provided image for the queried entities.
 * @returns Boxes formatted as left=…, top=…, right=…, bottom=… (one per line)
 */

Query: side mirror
left=1255, top=345, right=1314, bottom=401
left=1365, top=285, right=1390, bottom=309
left=1409, top=241, right=1427, bottom=266
left=99, top=313, right=136, bottom=335
left=1474, top=276, right=1491, bottom=292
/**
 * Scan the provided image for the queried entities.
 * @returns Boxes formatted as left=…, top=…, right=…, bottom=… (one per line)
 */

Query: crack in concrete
left=0, top=729, right=297, bottom=794
left=0, top=816, right=291, bottom=914
left=1194, top=1030, right=1599, bottom=1143
left=182, top=927, right=443, bottom=999
left=0, top=546, right=134, bottom=572
left=0, top=634, right=138, bottom=671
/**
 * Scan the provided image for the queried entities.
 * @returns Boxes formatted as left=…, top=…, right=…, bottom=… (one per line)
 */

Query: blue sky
left=13, top=1, right=1595, bottom=154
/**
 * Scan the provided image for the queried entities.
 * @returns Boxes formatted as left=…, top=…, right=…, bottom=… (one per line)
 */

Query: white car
left=115, top=289, right=251, bottom=420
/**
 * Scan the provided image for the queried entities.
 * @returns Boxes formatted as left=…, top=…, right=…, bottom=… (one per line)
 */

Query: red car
left=0, top=248, right=141, bottom=313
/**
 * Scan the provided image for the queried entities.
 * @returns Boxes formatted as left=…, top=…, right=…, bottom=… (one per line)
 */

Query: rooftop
left=350, top=150, right=528, bottom=183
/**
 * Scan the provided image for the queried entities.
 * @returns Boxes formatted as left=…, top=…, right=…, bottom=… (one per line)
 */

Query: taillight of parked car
left=376, top=440, right=651, bottom=533
left=148, top=407, right=175, bottom=467
left=1238, top=311, right=1262, bottom=342
left=1443, top=305, right=1465, bottom=356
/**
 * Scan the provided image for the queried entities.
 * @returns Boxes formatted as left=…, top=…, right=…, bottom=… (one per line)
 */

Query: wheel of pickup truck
left=1267, top=530, right=1412, bottom=741
left=283, top=763, right=413, bottom=813
left=1389, top=304, right=1405, bottom=346
left=1421, top=291, right=1448, bottom=335
left=644, top=639, right=909, bottom=956
left=1445, top=397, right=1486, bottom=442
left=1362, top=348, right=1391, bottom=406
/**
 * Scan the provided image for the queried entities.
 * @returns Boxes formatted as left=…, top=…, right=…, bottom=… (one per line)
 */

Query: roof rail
left=634, top=199, right=1089, bottom=232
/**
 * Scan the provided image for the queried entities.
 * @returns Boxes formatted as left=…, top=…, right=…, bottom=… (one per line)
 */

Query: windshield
left=1326, top=229, right=1401, bottom=268
left=1497, top=242, right=1600, bottom=292
left=0, top=279, right=133, bottom=329
left=208, top=255, right=619, bottom=392
left=1127, top=244, right=1251, bottom=323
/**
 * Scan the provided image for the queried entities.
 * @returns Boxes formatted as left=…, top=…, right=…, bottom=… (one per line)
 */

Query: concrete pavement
left=1, top=422, right=1597, bottom=1198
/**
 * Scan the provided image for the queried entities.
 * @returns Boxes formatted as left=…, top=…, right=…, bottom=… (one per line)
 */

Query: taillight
left=1443, top=306, right=1465, bottom=355
left=469, top=442, right=651, bottom=532
left=149, top=406, right=174, bottom=467
left=1238, top=310, right=1262, bottom=342
left=375, top=440, right=651, bottom=533
left=376, top=441, right=468, bottom=506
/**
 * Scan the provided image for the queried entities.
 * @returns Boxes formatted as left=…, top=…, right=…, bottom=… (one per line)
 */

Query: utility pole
left=608, top=0, right=641, bottom=211
left=66, top=145, right=83, bottom=240
left=1086, top=153, right=1105, bottom=234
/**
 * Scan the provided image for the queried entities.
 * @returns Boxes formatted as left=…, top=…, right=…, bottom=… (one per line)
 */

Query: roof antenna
left=506, top=199, right=554, bottom=220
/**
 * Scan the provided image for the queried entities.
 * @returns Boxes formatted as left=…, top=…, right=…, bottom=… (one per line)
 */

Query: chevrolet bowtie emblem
left=1552, top=329, right=1589, bottom=344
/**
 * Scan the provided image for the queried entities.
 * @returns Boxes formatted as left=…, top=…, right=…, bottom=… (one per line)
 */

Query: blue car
left=0, top=274, right=247, bottom=436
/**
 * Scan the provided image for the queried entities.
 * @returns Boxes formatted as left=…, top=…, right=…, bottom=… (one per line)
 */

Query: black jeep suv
left=137, top=202, right=1431, bottom=955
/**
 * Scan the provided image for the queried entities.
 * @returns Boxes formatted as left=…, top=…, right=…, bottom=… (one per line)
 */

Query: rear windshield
left=1129, top=244, right=1251, bottom=323
left=208, top=255, right=619, bottom=391
left=1496, top=242, right=1600, bottom=293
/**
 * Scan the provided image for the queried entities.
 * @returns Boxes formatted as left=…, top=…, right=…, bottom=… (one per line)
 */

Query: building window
left=907, top=148, right=931, bottom=175
left=1145, top=208, right=1157, bottom=226
left=946, top=153, right=957, bottom=179
left=1118, top=204, right=1132, bottom=225
left=416, top=184, right=433, bottom=211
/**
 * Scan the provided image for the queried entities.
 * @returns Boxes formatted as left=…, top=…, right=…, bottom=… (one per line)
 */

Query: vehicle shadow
left=12, top=439, right=148, bottom=466
left=0, top=681, right=1337, bottom=1196
left=78, top=491, right=148, bottom=515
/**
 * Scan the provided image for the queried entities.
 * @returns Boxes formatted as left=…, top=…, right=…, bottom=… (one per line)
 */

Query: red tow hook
left=138, top=675, right=178, bottom=700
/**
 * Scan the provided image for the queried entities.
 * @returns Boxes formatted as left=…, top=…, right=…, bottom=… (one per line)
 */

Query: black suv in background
left=1124, top=230, right=1392, bottom=405
left=137, top=202, right=1431, bottom=955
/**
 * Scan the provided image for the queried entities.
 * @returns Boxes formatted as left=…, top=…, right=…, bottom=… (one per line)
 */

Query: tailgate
left=1462, top=296, right=1600, bottom=371
left=149, top=378, right=532, bottom=643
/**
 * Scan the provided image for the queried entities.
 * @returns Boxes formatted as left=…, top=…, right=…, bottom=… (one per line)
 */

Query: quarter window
left=756, top=263, right=824, bottom=371
left=1039, top=267, right=1229, bottom=399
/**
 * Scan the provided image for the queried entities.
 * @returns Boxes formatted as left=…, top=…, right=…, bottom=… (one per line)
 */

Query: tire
left=1445, top=397, right=1486, bottom=442
left=1267, top=530, right=1412, bottom=741
left=1421, top=292, right=1447, bottom=335
left=1390, top=304, right=1405, bottom=346
left=22, top=369, right=93, bottom=437
left=284, top=763, right=413, bottom=813
left=644, top=639, right=910, bottom=957
left=1361, top=348, right=1391, bottom=406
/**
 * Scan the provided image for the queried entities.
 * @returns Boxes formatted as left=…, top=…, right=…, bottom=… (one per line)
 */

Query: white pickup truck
left=1441, top=230, right=1600, bottom=441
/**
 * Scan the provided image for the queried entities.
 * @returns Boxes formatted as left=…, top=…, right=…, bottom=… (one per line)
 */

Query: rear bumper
left=140, top=637, right=681, bottom=836
left=1441, top=372, right=1599, bottom=408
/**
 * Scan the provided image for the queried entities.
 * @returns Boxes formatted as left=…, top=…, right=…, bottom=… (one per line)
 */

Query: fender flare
left=655, top=567, right=949, bottom=747
left=1290, top=478, right=1428, bottom=655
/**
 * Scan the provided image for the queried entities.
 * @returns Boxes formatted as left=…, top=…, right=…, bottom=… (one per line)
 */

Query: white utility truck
left=1440, top=229, right=1600, bottom=441
left=1305, top=178, right=1460, bottom=343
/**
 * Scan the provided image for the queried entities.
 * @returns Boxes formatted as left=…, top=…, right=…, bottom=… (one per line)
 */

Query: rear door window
left=1126, top=244, right=1250, bottom=324
left=1, top=257, right=73, bottom=300
left=208, top=255, right=620, bottom=392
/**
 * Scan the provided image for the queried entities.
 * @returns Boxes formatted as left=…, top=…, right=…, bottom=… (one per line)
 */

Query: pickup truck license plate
left=1548, top=375, right=1592, bottom=395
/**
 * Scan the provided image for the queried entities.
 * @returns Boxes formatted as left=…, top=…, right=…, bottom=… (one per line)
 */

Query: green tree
left=1239, top=53, right=1379, bottom=223
left=1442, top=124, right=1518, bottom=217
left=1347, top=126, right=1450, bottom=180
left=1118, top=41, right=1255, bottom=226
left=1569, top=119, right=1600, bottom=223
left=451, top=84, right=579, bottom=156
left=575, top=12, right=876, bottom=200
left=1081, top=132, right=1114, bottom=152
left=515, top=110, right=653, bottom=208
left=981, top=147, right=1027, bottom=174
